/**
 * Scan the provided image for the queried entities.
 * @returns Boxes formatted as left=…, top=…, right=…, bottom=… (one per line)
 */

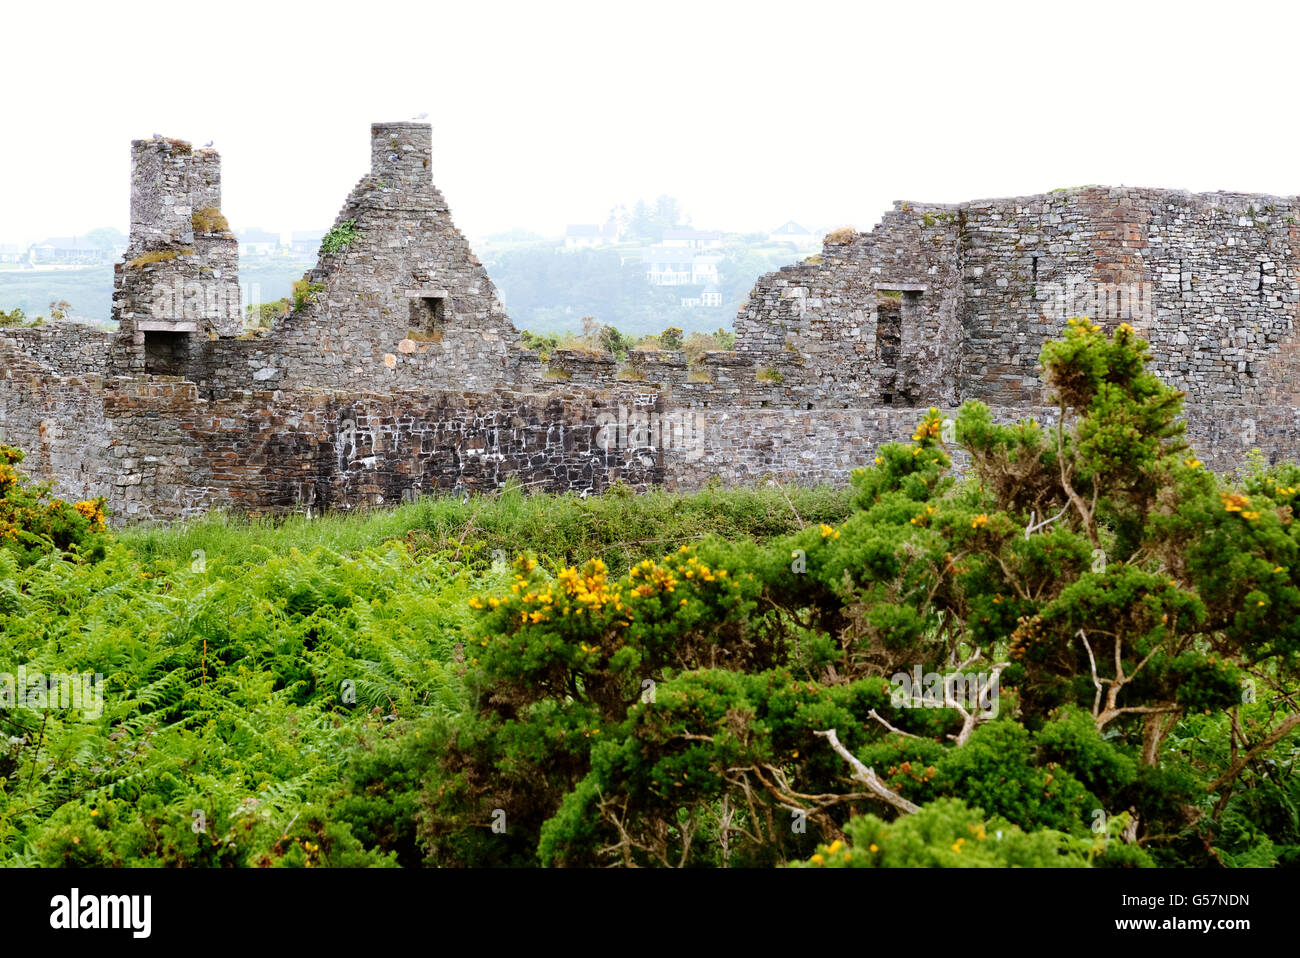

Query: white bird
left=413, top=112, right=428, bottom=120
left=203, top=140, right=213, bottom=147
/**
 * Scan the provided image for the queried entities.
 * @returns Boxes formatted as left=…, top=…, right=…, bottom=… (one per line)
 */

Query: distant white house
left=661, top=228, right=723, bottom=250
left=643, top=245, right=693, bottom=285
left=769, top=220, right=818, bottom=246
left=691, top=255, right=720, bottom=286
left=28, top=237, right=107, bottom=266
left=644, top=246, right=721, bottom=287
left=681, top=284, right=724, bottom=309
left=0, top=243, right=29, bottom=265
left=564, top=222, right=620, bottom=248
left=237, top=229, right=281, bottom=257
left=290, top=230, right=326, bottom=257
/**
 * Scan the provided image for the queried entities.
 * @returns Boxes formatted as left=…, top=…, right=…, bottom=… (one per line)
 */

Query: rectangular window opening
left=876, top=296, right=903, bottom=367
left=143, top=330, right=189, bottom=376
left=409, top=295, right=447, bottom=342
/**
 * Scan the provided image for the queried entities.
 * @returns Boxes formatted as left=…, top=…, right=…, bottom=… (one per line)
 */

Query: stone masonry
left=3, top=125, right=1300, bottom=523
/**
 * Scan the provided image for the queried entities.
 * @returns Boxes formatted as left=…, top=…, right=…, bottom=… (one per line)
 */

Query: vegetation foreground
left=1, top=320, right=1298, bottom=867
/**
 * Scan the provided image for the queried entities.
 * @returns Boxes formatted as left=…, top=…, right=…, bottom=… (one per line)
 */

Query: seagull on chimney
left=203, top=140, right=213, bottom=148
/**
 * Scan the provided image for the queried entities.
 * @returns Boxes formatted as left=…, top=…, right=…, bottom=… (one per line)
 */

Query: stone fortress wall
left=3, top=122, right=1300, bottom=523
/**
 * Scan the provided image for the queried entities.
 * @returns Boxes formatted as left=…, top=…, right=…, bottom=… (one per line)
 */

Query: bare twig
left=867, top=708, right=921, bottom=739
left=1208, top=712, right=1300, bottom=792
left=943, top=662, right=1008, bottom=746
left=814, top=728, right=919, bottom=814
left=770, top=480, right=805, bottom=529
left=1056, top=399, right=1099, bottom=547
left=1024, top=503, right=1070, bottom=540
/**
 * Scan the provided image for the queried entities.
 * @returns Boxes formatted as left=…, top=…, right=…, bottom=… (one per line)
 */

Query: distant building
left=681, top=283, right=724, bottom=309
left=237, top=229, right=281, bottom=257
left=0, top=243, right=29, bottom=265
left=643, top=245, right=693, bottom=285
left=28, top=237, right=107, bottom=266
left=644, top=246, right=720, bottom=287
left=290, top=230, right=325, bottom=257
left=564, top=222, right=620, bottom=248
left=661, top=228, right=723, bottom=249
left=769, top=220, right=817, bottom=246
left=691, top=255, right=720, bottom=286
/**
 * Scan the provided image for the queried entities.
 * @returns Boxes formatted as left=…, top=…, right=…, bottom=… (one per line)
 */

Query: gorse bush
left=416, top=318, right=1300, bottom=867
left=0, top=445, right=106, bottom=566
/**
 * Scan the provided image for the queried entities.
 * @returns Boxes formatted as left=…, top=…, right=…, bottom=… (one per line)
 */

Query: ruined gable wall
left=735, top=186, right=1300, bottom=412
left=734, top=204, right=964, bottom=407
left=182, top=123, right=521, bottom=399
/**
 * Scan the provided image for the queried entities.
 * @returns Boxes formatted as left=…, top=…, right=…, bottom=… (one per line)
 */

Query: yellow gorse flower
left=1221, top=493, right=1250, bottom=514
left=73, top=499, right=107, bottom=531
left=911, top=415, right=944, bottom=443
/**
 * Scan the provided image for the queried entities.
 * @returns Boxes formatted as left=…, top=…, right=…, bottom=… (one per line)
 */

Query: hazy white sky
left=5, top=0, right=1299, bottom=245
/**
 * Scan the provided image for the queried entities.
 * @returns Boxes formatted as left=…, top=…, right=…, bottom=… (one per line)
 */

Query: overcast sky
left=4, top=0, right=1299, bottom=245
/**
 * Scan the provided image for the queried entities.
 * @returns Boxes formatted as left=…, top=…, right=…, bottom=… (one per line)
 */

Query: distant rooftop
left=771, top=221, right=813, bottom=235
left=32, top=236, right=100, bottom=251
left=237, top=229, right=280, bottom=244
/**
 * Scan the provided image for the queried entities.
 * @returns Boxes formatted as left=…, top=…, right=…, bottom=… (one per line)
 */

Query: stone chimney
left=370, top=122, right=433, bottom=184
left=111, top=135, right=243, bottom=374
left=129, top=137, right=195, bottom=250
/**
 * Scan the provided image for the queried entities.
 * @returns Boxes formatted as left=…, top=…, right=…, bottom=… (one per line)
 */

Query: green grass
left=119, top=481, right=853, bottom=575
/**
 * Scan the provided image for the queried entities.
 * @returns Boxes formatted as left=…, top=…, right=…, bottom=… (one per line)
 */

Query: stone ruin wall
left=0, top=343, right=110, bottom=502
left=4, top=123, right=1300, bottom=524
left=734, top=187, right=1300, bottom=409
left=181, top=123, right=524, bottom=399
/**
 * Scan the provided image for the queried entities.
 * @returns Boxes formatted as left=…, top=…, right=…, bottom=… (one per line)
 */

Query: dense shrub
left=0, top=445, right=106, bottom=566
